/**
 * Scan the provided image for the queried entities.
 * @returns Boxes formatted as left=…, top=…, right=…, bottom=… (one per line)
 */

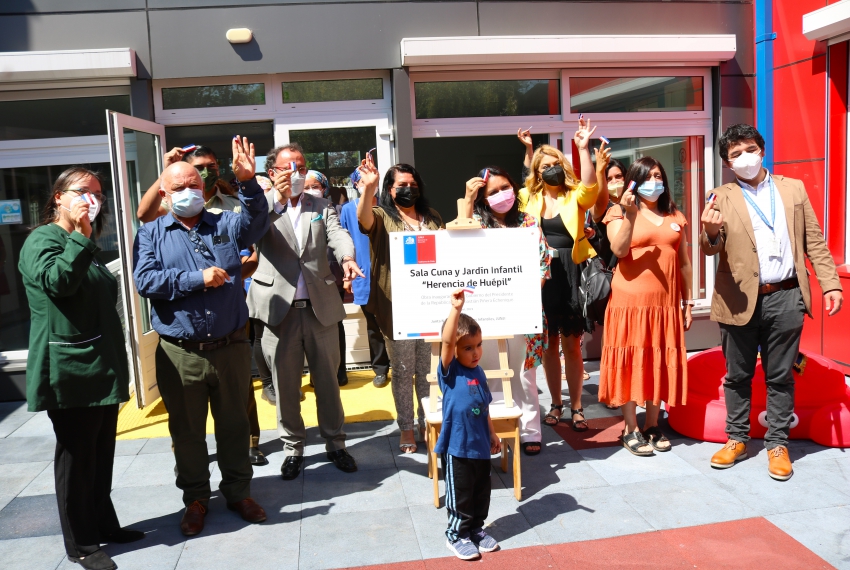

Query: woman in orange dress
left=599, top=156, right=693, bottom=456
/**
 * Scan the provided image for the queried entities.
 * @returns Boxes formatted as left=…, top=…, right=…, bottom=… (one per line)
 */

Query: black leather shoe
left=281, top=456, right=304, bottom=480
left=261, top=384, right=276, bottom=405
left=338, top=370, right=349, bottom=386
left=373, top=374, right=389, bottom=388
left=101, top=527, right=145, bottom=543
left=327, top=449, right=358, bottom=473
left=68, top=550, right=117, bottom=570
left=249, top=446, right=268, bottom=466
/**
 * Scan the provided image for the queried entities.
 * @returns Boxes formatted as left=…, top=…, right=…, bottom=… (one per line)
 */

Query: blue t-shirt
left=434, top=357, right=493, bottom=460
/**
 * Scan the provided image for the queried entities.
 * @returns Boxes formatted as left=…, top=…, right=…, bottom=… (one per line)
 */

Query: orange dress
left=598, top=207, right=688, bottom=407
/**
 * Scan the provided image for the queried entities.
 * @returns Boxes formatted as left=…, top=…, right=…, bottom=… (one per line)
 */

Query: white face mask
left=731, top=151, right=763, bottom=180
left=62, top=193, right=101, bottom=222
left=289, top=171, right=305, bottom=196
left=304, top=189, right=324, bottom=198
left=607, top=180, right=624, bottom=199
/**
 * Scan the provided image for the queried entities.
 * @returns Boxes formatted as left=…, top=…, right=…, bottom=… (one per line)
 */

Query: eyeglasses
left=270, top=165, right=307, bottom=175
left=187, top=230, right=209, bottom=255
left=65, top=187, right=105, bottom=202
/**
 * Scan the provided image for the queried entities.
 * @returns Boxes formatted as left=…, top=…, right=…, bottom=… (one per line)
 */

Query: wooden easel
left=420, top=197, right=523, bottom=507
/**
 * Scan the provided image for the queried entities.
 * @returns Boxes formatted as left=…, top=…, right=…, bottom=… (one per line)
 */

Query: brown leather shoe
left=710, top=439, right=748, bottom=469
left=227, top=497, right=267, bottom=523
left=767, top=445, right=793, bottom=481
left=180, top=501, right=207, bottom=536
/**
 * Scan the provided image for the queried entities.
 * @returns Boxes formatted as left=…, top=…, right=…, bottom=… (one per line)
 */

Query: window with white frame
left=153, top=71, right=395, bottom=192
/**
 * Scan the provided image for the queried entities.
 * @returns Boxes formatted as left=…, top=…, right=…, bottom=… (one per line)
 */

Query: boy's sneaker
left=471, top=528, right=500, bottom=552
left=446, top=538, right=480, bottom=560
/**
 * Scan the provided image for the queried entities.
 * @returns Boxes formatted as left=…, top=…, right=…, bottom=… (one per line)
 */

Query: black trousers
left=362, top=308, right=390, bottom=375
left=47, top=404, right=122, bottom=558
left=720, top=287, right=805, bottom=449
left=251, top=319, right=273, bottom=390
left=442, top=454, right=491, bottom=541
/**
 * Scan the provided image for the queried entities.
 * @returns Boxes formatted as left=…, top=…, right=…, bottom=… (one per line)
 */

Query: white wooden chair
left=420, top=337, right=522, bottom=507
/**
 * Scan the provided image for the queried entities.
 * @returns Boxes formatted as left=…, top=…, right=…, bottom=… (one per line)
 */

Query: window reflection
left=414, top=80, right=560, bottom=119
left=570, top=77, right=703, bottom=113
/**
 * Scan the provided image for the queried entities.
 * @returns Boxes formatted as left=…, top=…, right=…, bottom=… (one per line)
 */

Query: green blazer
left=18, top=224, right=130, bottom=412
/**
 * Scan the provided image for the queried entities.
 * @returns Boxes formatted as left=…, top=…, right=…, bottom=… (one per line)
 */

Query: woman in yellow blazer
left=518, top=118, right=602, bottom=431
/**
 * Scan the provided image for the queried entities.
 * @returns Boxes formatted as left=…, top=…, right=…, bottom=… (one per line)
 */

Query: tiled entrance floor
left=0, top=367, right=848, bottom=570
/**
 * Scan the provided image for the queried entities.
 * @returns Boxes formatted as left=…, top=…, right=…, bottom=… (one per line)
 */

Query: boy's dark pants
left=442, top=454, right=491, bottom=541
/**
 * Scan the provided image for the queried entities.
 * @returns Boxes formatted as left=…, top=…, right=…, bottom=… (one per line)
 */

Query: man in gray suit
left=247, top=143, right=364, bottom=480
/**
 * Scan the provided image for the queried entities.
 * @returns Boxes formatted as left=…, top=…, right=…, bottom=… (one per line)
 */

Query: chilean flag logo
left=403, top=234, right=436, bottom=265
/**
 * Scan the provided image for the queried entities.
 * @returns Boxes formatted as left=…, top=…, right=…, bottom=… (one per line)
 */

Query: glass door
left=274, top=115, right=393, bottom=202
left=106, top=111, right=166, bottom=408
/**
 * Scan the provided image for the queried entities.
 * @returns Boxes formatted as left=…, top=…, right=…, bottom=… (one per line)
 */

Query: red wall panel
left=823, top=275, right=850, bottom=372
left=800, top=268, right=823, bottom=354
left=773, top=56, right=827, bottom=164
left=773, top=0, right=827, bottom=69
left=773, top=159, right=826, bottom=226
left=827, top=42, right=849, bottom=265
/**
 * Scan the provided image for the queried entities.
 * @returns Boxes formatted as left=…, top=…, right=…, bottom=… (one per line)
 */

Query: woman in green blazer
left=18, top=167, right=143, bottom=570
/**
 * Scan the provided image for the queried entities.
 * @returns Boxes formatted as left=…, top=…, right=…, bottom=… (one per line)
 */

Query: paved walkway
left=0, top=368, right=848, bottom=570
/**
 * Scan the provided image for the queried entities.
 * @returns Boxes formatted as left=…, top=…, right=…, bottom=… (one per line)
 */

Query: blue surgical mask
left=169, top=188, right=205, bottom=217
left=637, top=180, right=665, bottom=201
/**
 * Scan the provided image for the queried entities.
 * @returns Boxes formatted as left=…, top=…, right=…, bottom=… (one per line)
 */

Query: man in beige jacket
left=700, top=124, right=843, bottom=481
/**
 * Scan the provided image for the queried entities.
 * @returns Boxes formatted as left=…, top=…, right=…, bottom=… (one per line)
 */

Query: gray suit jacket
left=247, top=192, right=355, bottom=327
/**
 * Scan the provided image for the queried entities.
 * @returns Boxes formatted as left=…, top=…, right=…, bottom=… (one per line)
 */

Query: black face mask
left=393, top=186, right=420, bottom=208
left=541, top=165, right=566, bottom=187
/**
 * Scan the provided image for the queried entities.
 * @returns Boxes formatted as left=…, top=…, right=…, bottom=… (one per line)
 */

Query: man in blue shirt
left=133, top=136, right=269, bottom=537
left=338, top=169, right=389, bottom=387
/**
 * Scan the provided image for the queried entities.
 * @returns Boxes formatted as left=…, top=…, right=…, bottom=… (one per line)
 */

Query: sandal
left=521, top=442, right=542, bottom=456
left=622, top=430, right=654, bottom=456
left=570, top=408, right=589, bottom=432
left=399, top=443, right=417, bottom=454
left=642, top=426, right=671, bottom=452
left=543, top=404, right=563, bottom=427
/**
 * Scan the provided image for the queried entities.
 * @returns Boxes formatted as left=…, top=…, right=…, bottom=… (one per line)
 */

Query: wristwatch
left=682, top=300, right=695, bottom=308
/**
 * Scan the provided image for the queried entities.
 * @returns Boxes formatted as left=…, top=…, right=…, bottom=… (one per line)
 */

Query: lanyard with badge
left=741, top=178, right=781, bottom=258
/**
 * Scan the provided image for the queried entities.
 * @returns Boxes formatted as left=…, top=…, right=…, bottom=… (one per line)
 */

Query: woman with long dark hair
left=357, top=159, right=443, bottom=453
left=18, top=167, right=143, bottom=570
left=599, top=156, right=693, bottom=456
left=463, top=165, right=550, bottom=455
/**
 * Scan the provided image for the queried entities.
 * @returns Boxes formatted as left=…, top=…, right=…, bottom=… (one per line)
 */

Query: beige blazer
left=247, top=192, right=354, bottom=328
left=699, top=175, right=841, bottom=326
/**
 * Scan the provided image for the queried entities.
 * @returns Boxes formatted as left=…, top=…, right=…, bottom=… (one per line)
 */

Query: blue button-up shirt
left=339, top=198, right=371, bottom=305
left=133, top=177, right=270, bottom=341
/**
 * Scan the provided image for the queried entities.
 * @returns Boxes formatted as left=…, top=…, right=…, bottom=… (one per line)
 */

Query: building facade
left=0, top=1, right=782, bottom=402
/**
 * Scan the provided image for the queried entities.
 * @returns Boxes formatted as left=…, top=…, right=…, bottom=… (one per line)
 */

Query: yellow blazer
left=518, top=182, right=599, bottom=264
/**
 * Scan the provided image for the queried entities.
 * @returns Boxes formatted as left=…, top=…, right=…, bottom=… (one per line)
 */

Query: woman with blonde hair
left=518, top=118, right=604, bottom=431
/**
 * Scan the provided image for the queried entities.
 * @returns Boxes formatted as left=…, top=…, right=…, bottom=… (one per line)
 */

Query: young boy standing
left=436, top=289, right=501, bottom=560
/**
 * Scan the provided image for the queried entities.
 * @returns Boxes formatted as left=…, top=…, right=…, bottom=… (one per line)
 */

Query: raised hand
left=231, top=135, right=256, bottom=182
left=517, top=127, right=533, bottom=148
left=357, top=151, right=380, bottom=195
left=163, top=147, right=186, bottom=167
left=595, top=140, right=611, bottom=175
left=465, top=177, right=485, bottom=202
left=450, top=289, right=465, bottom=310
left=701, top=195, right=723, bottom=240
left=69, top=199, right=92, bottom=239
left=574, top=116, right=597, bottom=151
left=620, top=184, right=638, bottom=216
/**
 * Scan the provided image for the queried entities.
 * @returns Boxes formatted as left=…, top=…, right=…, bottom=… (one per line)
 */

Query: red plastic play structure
left=667, top=347, right=850, bottom=448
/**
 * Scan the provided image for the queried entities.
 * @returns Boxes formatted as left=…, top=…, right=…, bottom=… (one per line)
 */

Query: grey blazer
left=247, top=192, right=355, bottom=327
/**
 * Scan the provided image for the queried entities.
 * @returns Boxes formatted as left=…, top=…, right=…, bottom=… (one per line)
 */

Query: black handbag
left=580, top=256, right=613, bottom=327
